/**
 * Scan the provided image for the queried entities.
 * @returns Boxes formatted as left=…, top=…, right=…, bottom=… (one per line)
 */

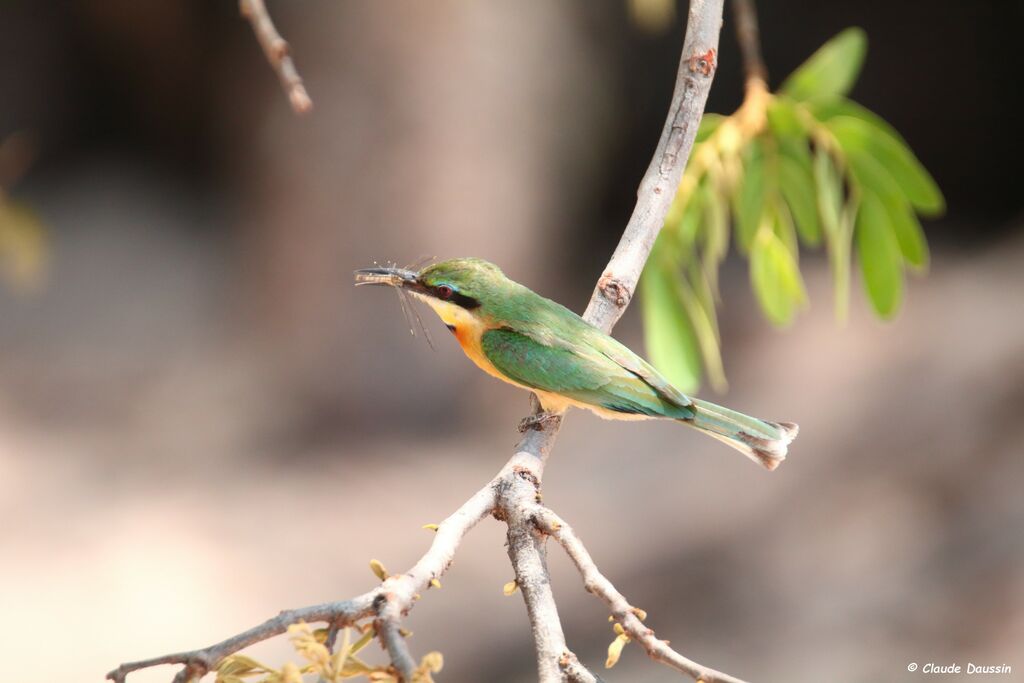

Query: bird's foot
left=518, top=412, right=561, bottom=433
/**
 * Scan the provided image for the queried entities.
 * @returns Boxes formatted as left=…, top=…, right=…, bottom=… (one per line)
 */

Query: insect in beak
left=353, top=266, right=419, bottom=288
left=354, top=265, right=435, bottom=350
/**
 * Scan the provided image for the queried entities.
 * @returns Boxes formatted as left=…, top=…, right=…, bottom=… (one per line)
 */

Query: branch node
left=561, top=650, right=604, bottom=683
left=597, top=272, right=631, bottom=308
left=271, top=38, right=290, bottom=61
left=512, top=465, right=541, bottom=490
left=688, top=48, right=717, bottom=76
left=240, top=0, right=313, bottom=115
left=517, top=411, right=562, bottom=433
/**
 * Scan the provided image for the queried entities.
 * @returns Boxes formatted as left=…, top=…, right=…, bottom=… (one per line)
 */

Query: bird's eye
left=437, top=285, right=454, bottom=300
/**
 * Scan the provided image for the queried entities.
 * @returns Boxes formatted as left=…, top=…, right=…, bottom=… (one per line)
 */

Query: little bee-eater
left=355, top=258, right=798, bottom=469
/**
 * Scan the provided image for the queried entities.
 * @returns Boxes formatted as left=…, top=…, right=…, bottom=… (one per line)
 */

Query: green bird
left=355, top=258, right=798, bottom=469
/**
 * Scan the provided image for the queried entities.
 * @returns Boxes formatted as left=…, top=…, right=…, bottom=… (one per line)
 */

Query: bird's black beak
left=354, top=266, right=420, bottom=290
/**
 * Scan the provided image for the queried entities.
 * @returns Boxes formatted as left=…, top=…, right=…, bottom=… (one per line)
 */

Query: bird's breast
left=451, top=322, right=509, bottom=384
left=414, top=295, right=510, bottom=383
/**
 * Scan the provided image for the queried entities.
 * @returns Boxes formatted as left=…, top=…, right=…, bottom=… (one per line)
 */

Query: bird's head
left=355, top=257, right=510, bottom=329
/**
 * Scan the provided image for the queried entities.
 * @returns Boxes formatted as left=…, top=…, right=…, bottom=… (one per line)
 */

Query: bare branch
left=538, top=510, right=750, bottom=683
left=560, top=651, right=604, bottom=683
left=500, top=457, right=570, bottom=682
left=584, top=0, right=724, bottom=330
left=731, top=0, right=768, bottom=85
left=106, top=598, right=376, bottom=683
left=239, top=0, right=313, bottom=114
left=107, top=471, right=497, bottom=682
left=377, top=599, right=418, bottom=681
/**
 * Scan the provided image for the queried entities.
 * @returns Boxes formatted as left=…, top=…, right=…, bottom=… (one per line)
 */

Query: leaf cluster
left=641, top=28, right=943, bottom=393
left=213, top=622, right=442, bottom=683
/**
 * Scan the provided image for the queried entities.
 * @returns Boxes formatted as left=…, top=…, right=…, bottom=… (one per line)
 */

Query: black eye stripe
left=421, top=281, right=481, bottom=309
left=450, top=291, right=480, bottom=309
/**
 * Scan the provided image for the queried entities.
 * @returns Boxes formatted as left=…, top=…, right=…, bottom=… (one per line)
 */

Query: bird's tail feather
left=684, top=398, right=798, bottom=471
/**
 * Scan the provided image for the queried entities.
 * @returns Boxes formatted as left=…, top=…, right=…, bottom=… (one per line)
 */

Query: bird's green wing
left=480, top=328, right=693, bottom=418
left=589, top=335, right=694, bottom=409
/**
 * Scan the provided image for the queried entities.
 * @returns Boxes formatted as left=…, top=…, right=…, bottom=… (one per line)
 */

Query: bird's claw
left=518, top=412, right=561, bottom=433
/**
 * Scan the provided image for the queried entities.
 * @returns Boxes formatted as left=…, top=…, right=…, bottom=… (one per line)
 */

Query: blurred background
left=1, top=1, right=1021, bottom=681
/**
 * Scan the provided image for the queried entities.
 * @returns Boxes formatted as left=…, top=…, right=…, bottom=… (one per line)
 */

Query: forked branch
left=538, top=511, right=748, bottom=683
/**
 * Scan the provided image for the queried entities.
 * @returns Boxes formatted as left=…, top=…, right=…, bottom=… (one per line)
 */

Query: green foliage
left=641, top=262, right=702, bottom=393
left=750, top=230, right=807, bottom=326
left=780, top=28, right=867, bottom=101
left=641, top=28, right=943, bottom=393
left=855, top=191, right=904, bottom=318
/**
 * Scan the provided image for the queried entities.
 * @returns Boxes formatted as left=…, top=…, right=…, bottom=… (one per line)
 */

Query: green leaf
left=687, top=258, right=719, bottom=342
left=641, top=263, right=702, bottom=392
left=772, top=196, right=800, bottom=258
left=855, top=190, right=904, bottom=318
left=778, top=153, right=821, bottom=246
left=766, top=97, right=805, bottom=138
left=662, top=190, right=702, bottom=264
left=677, top=203, right=701, bottom=256
left=843, top=145, right=900, bottom=202
left=813, top=147, right=843, bottom=240
left=701, top=179, right=729, bottom=298
left=885, top=194, right=929, bottom=270
left=781, top=27, right=867, bottom=101
left=778, top=133, right=813, bottom=172
left=750, top=231, right=807, bottom=326
left=811, top=144, right=857, bottom=322
left=680, top=264, right=727, bottom=392
left=826, top=115, right=944, bottom=214
left=808, top=98, right=904, bottom=146
left=731, top=140, right=766, bottom=252
left=842, top=149, right=929, bottom=270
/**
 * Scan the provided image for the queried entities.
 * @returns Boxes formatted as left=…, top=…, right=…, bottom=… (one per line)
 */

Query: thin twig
left=538, top=510, right=750, bottom=683
left=316, top=621, right=341, bottom=683
left=107, top=598, right=375, bottom=683
left=731, top=0, right=768, bottom=85
left=377, top=599, right=417, bottom=681
left=239, top=0, right=313, bottom=114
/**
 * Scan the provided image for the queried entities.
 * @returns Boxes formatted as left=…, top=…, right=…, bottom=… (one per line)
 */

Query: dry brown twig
left=239, top=0, right=312, bottom=114
left=731, top=0, right=768, bottom=86
left=107, top=1, right=745, bottom=681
